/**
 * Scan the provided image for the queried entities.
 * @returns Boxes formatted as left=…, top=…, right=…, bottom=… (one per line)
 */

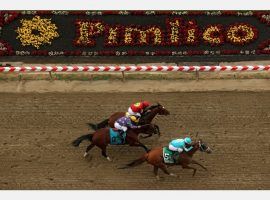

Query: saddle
left=163, top=147, right=180, bottom=164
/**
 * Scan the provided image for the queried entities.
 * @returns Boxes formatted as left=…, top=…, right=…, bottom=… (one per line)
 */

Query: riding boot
left=172, top=152, right=180, bottom=163
left=119, top=130, right=125, bottom=144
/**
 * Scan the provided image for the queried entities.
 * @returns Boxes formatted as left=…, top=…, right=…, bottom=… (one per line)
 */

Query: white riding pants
left=114, top=122, right=127, bottom=132
left=128, top=107, right=141, bottom=117
left=169, top=144, right=183, bottom=153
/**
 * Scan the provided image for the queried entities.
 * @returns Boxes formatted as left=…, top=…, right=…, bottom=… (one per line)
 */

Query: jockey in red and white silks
left=127, top=101, right=150, bottom=118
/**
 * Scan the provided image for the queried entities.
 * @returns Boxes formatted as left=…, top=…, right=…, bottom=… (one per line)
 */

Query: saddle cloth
left=163, top=147, right=178, bottom=164
left=109, top=128, right=127, bottom=145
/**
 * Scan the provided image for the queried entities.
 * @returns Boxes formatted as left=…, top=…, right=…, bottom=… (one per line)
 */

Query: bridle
left=198, top=140, right=211, bottom=152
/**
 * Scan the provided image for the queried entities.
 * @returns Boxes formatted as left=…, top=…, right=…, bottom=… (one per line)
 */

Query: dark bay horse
left=87, top=103, right=170, bottom=137
left=72, top=124, right=156, bottom=161
left=119, top=139, right=212, bottom=180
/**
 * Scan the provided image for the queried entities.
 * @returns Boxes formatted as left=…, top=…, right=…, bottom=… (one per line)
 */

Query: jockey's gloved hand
left=178, top=148, right=183, bottom=153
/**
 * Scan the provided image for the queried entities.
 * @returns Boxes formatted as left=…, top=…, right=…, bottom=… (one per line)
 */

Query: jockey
left=127, top=101, right=150, bottom=118
left=168, top=137, right=193, bottom=161
left=114, top=115, right=141, bottom=141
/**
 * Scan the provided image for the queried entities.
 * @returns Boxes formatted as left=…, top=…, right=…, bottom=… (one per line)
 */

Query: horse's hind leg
left=158, top=163, right=177, bottom=177
left=153, top=166, right=160, bottom=180
left=101, top=146, right=111, bottom=162
left=84, top=143, right=95, bottom=157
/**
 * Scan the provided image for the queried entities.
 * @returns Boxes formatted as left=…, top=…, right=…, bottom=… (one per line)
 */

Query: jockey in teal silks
left=168, top=137, right=193, bottom=162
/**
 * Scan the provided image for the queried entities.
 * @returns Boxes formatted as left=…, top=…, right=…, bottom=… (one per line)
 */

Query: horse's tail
left=72, top=133, right=93, bottom=147
left=118, top=153, right=148, bottom=169
left=87, top=118, right=109, bottom=130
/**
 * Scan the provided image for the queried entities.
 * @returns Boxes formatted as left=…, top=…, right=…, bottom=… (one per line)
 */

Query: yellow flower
left=227, top=24, right=255, bottom=44
left=16, top=16, right=59, bottom=49
left=203, top=26, right=222, bottom=45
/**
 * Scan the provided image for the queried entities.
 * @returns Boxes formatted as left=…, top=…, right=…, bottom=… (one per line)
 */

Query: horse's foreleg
left=154, top=124, right=161, bottom=136
left=139, top=134, right=152, bottom=139
left=191, top=159, right=208, bottom=171
left=84, top=143, right=95, bottom=157
left=182, top=165, right=197, bottom=177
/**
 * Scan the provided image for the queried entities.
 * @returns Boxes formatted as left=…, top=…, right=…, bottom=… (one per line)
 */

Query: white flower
left=119, top=11, right=129, bottom=15
left=145, top=11, right=155, bottom=15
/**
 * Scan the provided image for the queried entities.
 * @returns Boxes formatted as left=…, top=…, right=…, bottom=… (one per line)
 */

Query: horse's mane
left=138, top=104, right=161, bottom=124
left=142, top=104, right=160, bottom=114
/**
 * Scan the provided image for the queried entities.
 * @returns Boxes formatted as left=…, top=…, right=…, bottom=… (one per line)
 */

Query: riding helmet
left=184, top=137, right=192, bottom=144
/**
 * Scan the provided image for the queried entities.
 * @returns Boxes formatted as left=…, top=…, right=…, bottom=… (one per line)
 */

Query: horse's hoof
left=169, top=173, right=178, bottom=177
left=83, top=152, right=88, bottom=157
left=106, top=157, right=112, bottom=162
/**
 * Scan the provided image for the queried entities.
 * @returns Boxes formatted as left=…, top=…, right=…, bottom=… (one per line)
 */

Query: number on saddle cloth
left=109, top=128, right=127, bottom=145
left=163, top=147, right=178, bottom=164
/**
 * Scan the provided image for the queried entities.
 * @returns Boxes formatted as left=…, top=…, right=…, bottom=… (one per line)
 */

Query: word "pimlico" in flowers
left=74, top=18, right=258, bottom=47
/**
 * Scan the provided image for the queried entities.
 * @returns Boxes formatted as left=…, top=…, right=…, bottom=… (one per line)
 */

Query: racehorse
left=119, top=139, right=212, bottom=180
left=72, top=124, right=157, bottom=161
left=87, top=103, right=170, bottom=137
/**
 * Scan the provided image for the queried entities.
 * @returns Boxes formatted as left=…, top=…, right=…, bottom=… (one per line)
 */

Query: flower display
left=203, top=24, right=224, bottom=46
left=0, top=40, right=13, bottom=56
left=183, top=20, right=200, bottom=45
left=74, top=19, right=104, bottom=46
left=16, top=16, right=59, bottom=49
left=166, top=18, right=182, bottom=45
left=0, top=11, right=268, bottom=57
left=0, top=11, right=19, bottom=26
left=257, top=39, right=270, bottom=54
left=104, top=25, right=122, bottom=46
left=226, top=23, right=258, bottom=45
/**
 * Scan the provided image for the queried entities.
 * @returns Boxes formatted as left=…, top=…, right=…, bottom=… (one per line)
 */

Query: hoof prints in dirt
left=0, top=92, right=269, bottom=189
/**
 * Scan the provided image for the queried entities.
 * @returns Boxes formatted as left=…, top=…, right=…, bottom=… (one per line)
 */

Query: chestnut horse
left=87, top=103, right=170, bottom=137
left=72, top=124, right=157, bottom=161
left=119, top=139, right=212, bottom=180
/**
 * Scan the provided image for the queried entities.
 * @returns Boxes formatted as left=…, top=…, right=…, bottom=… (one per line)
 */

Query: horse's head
left=197, top=139, right=212, bottom=154
left=155, top=103, right=170, bottom=116
left=139, top=103, right=170, bottom=125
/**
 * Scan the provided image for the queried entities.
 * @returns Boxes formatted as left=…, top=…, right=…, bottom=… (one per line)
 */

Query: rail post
left=121, top=71, right=125, bottom=82
left=49, top=71, right=53, bottom=80
left=195, top=68, right=199, bottom=81
left=18, top=73, right=22, bottom=81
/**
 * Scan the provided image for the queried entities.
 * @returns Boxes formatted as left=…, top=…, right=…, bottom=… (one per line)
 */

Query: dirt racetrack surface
left=0, top=92, right=269, bottom=189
